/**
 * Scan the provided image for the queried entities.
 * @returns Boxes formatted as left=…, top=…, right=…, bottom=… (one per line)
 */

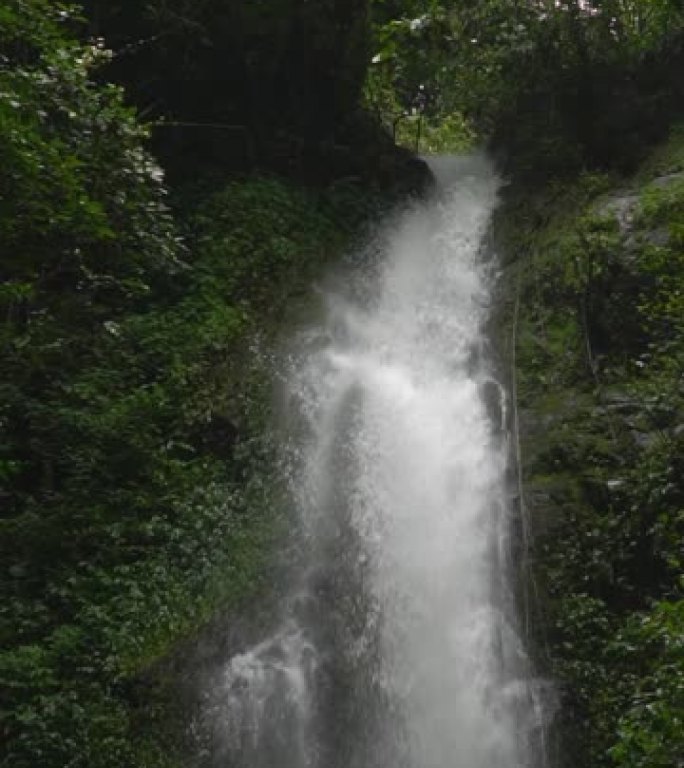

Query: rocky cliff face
left=495, top=126, right=684, bottom=768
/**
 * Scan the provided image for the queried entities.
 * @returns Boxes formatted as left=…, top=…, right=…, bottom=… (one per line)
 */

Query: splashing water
left=207, top=155, right=550, bottom=768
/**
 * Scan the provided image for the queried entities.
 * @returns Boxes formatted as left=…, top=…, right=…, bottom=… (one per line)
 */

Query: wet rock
left=481, top=378, right=506, bottom=433
left=641, top=226, right=670, bottom=247
left=599, top=193, right=640, bottom=235
left=630, top=430, right=657, bottom=449
left=330, top=110, right=434, bottom=197
left=528, top=490, right=552, bottom=508
left=649, top=171, right=684, bottom=189
left=596, top=171, right=683, bottom=244
left=601, top=390, right=651, bottom=414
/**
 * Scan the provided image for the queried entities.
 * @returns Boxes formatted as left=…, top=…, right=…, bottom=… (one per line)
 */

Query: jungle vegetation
left=1, top=1, right=682, bottom=766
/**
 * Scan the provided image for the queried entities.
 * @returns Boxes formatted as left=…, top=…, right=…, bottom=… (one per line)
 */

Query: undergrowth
left=497, top=124, right=684, bottom=768
left=0, top=4, right=379, bottom=762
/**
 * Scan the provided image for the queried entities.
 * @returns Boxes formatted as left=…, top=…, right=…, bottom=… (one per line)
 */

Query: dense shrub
left=368, top=1, right=684, bottom=171
left=0, top=4, right=374, bottom=764
left=497, top=128, right=684, bottom=768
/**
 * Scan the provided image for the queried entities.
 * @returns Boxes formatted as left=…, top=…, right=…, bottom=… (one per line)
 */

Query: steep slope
left=497, top=126, right=684, bottom=768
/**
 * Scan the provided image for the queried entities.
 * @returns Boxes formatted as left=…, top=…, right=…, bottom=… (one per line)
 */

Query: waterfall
left=205, top=154, right=550, bottom=768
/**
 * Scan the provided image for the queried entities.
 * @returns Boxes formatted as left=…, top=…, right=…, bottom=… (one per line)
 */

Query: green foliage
left=1, top=3, right=376, bottom=766
left=367, top=0, right=451, bottom=108
left=500, top=129, right=684, bottom=768
left=369, top=0, right=684, bottom=171
left=609, top=601, right=684, bottom=768
left=365, top=1, right=475, bottom=153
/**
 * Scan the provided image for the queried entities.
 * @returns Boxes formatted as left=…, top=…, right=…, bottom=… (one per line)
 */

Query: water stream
left=205, top=155, right=549, bottom=768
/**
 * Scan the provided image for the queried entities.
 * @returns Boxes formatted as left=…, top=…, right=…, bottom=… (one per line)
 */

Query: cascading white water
left=208, top=154, right=549, bottom=768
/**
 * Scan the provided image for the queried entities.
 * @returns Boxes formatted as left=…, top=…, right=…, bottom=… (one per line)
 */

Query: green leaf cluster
left=368, top=0, right=684, bottom=170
